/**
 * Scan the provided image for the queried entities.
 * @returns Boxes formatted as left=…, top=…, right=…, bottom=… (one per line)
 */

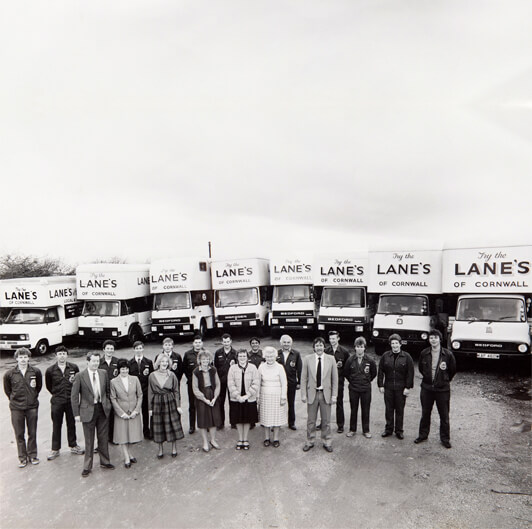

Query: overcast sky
left=1, top=1, right=531, bottom=266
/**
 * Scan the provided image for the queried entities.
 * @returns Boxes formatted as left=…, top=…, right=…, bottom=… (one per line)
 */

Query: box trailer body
left=270, top=257, right=317, bottom=332
left=369, top=249, right=446, bottom=353
left=211, top=258, right=271, bottom=331
left=150, top=258, right=214, bottom=338
left=0, top=276, right=81, bottom=355
left=443, top=245, right=531, bottom=360
left=313, top=254, right=373, bottom=335
left=76, top=264, right=152, bottom=345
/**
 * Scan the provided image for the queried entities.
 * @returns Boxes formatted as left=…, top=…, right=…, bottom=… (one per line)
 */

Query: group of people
left=3, top=329, right=456, bottom=477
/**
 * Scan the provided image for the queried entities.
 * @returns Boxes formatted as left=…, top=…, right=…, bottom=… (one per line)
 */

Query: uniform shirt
left=45, top=361, right=79, bottom=405
left=248, top=350, right=264, bottom=369
left=3, top=365, right=42, bottom=410
left=99, top=356, right=119, bottom=381
left=324, top=344, right=351, bottom=379
left=183, top=349, right=201, bottom=381
left=128, top=356, right=154, bottom=391
left=214, top=347, right=238, bottom=380
left=277, top=348, right=302, bottom=387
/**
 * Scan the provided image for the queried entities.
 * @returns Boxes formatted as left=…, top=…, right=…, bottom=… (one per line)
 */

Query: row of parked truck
left=0, top=245, right=530, bottom=363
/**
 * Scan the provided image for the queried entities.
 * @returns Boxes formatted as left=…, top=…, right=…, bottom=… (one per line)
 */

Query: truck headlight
left=249, top=321, right=257, bottom=326
left=373, top=330, right=379, bottom=337
left=151, top=326, right=157, bottom=332
left=79, top=330, right=85, bottom=336
left=452, top=341, right=460, bottom=350
left=112, top=331, right=118, bottom=337
left=19, top=334, right=28, bottom=340
left=318, top=324, right=325, bottom=330
left=183, top=325, right=191, bottom=330
left=306, top=318, right=314, bottom=324
left=272, top=318, right=278, bottom=325
left=518, top=344, right=528, bottom=353
left=355, top=326, right=363, bottom=332
left=421, top=332, right=428, bottom=340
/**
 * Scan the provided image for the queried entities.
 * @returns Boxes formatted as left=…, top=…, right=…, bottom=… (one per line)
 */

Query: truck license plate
left=230, top=321, right=243, bottom=326
left=92, top=327, right=104, bottom=332
left=286, top=318, right=299, bottom=322
left=477, top=353, right=500, bottom=359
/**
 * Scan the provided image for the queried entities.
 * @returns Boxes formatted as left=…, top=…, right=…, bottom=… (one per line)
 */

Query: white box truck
left=0, top=276, right=82, bottom=355
left=369, top=249, right=446, bottom=354
left=443, top=245, right=531, bottom=360
left=211, top=258, right=271, bottom=332
left=76, top=264, right=152, bottom=345
left=270, top=257, right=317, bottom=334
left=314, top=253, right=374, bottom=336
left=150, top=258, right=214, bottom=339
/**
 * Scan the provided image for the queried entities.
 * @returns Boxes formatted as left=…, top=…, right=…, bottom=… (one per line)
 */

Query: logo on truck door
left=396, top=318, right=403, bottom=325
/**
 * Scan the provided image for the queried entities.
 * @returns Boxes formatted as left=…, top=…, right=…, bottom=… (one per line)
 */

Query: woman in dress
left=110, top=359, right=143, bottom=468
left=192, top=350, right=222, bottom=452
left=258, top=346, right=287, bottom=447
left=148, top=353, right=184, bottom=459
left=227, top=349, right=259, bottom=450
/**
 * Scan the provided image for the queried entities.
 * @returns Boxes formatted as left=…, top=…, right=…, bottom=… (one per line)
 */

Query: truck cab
left=271, top=283, right=317, bottom=331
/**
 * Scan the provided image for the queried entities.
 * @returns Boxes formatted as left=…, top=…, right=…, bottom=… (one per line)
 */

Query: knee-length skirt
left=229, top=399, right=258, bottom=425
left=113, top=413, right=143, bottom=445
left=151, top=393, right=184, bottom=443
left=195, top=386, right=223, bottom=429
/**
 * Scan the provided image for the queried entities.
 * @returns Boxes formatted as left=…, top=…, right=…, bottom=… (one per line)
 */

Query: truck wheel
left=34, top=339, right=49, bottom=356
left=128, top=325, right=144, bottom=346
left=198, top=319, right=207, bottom=339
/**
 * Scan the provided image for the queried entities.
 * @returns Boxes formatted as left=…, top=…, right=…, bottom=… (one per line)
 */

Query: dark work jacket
left=325, top=344, right=351, bottom=379
left=183, top=349, right=200, bottom=382
left=377, top=350, right=414, bottom=390
left=277, top=349, right=302, bottom=387
left=99, top=356, right=119, bottom=381
left=418, top=347, right=456, bottom=392
left=344, top=354, right=377, bottom=392
left=214, top=347, right=238, bottom=381
left=3, top=365, right=42, bottom=410
left=248, top=350, right=264, bottom=369
left=45, top=362, right=79, bottom=405
left=128, top=356, right=154, bottom=392
left=155, top=351, right=184, bottom=382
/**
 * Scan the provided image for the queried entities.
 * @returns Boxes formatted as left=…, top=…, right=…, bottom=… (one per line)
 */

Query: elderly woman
left=148, top=353, right=184, bottom=459
left=227, top=349, right=259, bottom=450
left=110, top=359, right=143, bottom=467
left=192, top=350, right=222, bottom=452
left=258, top=346, right=287, bottom=447
left=343, top=337, right=377, bottom=439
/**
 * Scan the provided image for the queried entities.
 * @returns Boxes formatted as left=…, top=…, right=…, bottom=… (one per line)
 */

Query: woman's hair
left=262, top=346, right=278, bottom=358
left=117, top=358, right=129, bottom=370
left=154, top=353, right=170, bottom=370
left=354, top=336, right=367, bottom=348
left=197, top=349, right=213, bottom=364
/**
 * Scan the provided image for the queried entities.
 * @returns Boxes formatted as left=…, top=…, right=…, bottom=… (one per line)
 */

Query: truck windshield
left=273, top=285, right=312, bottom=303
left=456, top=297, right=525, bottom=322
left=153, top=292, right=191, bottom=310
left=321, top=287, right=364, bottom=308
left=5, top=308, right=46, bottom=324
left=378, top=295, right=428, bottom=316
left=81, top=301, right=120, bottom=317
left=215, top=288, right=258, bottom=308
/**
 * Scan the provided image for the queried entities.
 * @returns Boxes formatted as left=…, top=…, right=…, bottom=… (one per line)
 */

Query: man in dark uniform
left=183, top=335, right=204, bottom=434
left=155, top=337, right=184, bottom=384
left=45, top=345, right=84, bottom=460
left=99, top=340, right=119, bottom=443
left=277, top=334, right=302, bottom=430
left=325, top=330, right=351, bottom=433
left=248, top=336, right=264, bottom=369
left=214, top=333, right=238, bottom=429
left=415, top=329, right=456, bottom=448
left=128, top=341, right=154, bottom=439
left=3, top=347, right=42, bottom=468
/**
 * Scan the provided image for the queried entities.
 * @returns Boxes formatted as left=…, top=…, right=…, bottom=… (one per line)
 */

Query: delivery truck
left=150, top=258, right=214, bottom=339
left=270, top=257, right=317, bottom=334
left=443, top=245, right=531, bottom=360
left=314, top=253, right=374, bottom=336
left=0, top=276, right=82, bottom=355
left=76, top=264, right=152, bottom=345
left=211, top=258, right=271, bottom=332
left=369, top=249, right=446, bottom=354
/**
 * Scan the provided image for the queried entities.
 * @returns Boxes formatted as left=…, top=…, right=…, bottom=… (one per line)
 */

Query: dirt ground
left=0, top=334, right=530, bottom=529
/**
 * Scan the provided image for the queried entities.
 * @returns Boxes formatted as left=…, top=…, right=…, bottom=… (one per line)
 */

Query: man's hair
left=55, top=345, right=68, bottom=354
left=328, top=330, right=340, bottom=338
left=193, top=335, right=203, bottom=342
left=313, top=337, right=326, bottom=348
left=388, top=334, right=402, bottom=344
left=354, top=336, right=367, bottom=348
left=221, top=333, right=232, bottom=341
left=86, top=351, right=101, bottom=361
left=102, top=340, right=116, bottom=349
left=14, top=347, right=31, bottom=359
left=428, top=329, right=443, bottom=341
left=162, top=337, right=174, bottom=345
left=133, top=341, right=144, bottom=349
left=249, top=337, right=261, bottom=344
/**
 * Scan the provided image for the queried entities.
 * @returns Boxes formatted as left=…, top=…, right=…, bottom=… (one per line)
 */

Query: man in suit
left=214, top=333, right=238, bottom=429
left=99, top=340, right=119, bottom=443
left=277, top=334, right=302, bottom=430
left=71, top=352, right=114, bottom=477
left=128, top=341, right=154, bottom=439
left=183, top=335, right=203, bottom=434
left=301, top=337, right=338, bottom=453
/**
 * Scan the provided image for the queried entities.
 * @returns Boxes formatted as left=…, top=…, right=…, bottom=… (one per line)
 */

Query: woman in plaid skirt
left=258, top=346, right=287, bottom=447
left=148, top=354, right=184, bottom=459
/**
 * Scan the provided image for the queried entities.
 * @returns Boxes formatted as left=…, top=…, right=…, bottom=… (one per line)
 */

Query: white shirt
left=283, top=350, right=290, bottom=363
left=121, top=376, right=129, bottom=392
left=89, top=369, right=100, bottom=403
left=315, top=353, right=324, bottom=390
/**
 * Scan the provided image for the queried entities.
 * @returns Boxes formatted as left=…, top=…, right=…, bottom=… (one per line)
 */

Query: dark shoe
left=396, top=432, right=404, bottom=440
left=414, top=437, right=428, bottom=444
left=316, top=423, right=322, bottom=430
left=236, top=441, right=243, bottom=450
left=242, top=441, right=250, bottom=450
left=441, top=440, right=452, bottom=449
left=100, top=463, right=115, bottom=470
left=381, top=431, right=393, bottom=437
left=337, top=427, right=344, bottom=434
left=263, top=439, right=271, bottom=447
left=323, top=445, right=333, bottom=453
left=289, top=425, right=297, bottom=431
left=94, top=447, right=99, bottom=454
left=157, top=453, right=164, bottom=459
left=189, top=427, right=195, bottom=435
left=129, top=457, right=137, bottom=464
left=302, top=443, right=314, bottom=452
left=272, top=440, right=280, bottom=448
left=124, top=462, right=131, bottom=469
left=171, top=451, right=178, bottom=458
left=30, top=457, right=40, bottom=465
left=81, top=469, right=91, bottom=477
left=18, top=459, right=27, bottom=468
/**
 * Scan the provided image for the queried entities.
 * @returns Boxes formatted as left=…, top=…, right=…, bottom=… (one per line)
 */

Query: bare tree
left=0, top=254, right=75, bottom=280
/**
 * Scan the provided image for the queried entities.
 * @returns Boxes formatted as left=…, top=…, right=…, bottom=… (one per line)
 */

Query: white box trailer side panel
left=211, top=258, right=269, bottom=290
left=368, top=250, right=442, bottom=294
left=270, top=257, right=313, bottom=285
left=150, top=259, right=211, bottom=293
left=313, top=254, right=368, bottom=286
left=442, top=245, right=532, bottom=293
left=76, top=265, right=150, bottom=299
left=0, top=276, right=77, bottom=308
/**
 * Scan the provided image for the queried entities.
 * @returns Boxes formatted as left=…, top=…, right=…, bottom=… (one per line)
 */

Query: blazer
left=301, top=353, right=338, bottom=405
left=110, top=375, right=143, bottom=417
left=71, top=368, right=112, bottom=422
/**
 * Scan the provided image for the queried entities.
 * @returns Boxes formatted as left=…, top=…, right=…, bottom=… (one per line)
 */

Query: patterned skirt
left=151, top=392, right=184, bottom=443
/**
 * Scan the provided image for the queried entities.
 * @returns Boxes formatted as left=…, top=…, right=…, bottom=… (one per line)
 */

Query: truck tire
left=128, top=325, right=144, bottom=346
left=198, top=319, right=207, bottom=339
left=34, top=339, right=49, bottom=356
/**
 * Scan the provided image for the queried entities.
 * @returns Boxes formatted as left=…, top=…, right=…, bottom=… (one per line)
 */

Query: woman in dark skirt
left=192, top=350, right=222, bottom=452
left=227, top=349, right=259, bottom=450
left=148, top=353, right=184, bottom=459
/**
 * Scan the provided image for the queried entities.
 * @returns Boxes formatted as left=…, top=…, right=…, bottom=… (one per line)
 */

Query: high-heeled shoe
left=210, top=440, right=220, bottom=450
left=124, top=462, right=132, bottom=468
left=202, top=445, right=210, bottom=453
left=171, top=451, right=178, bottom=458
left=157, top=452, right=164, bottom=459
left=129, top=457, right=137, bottom=464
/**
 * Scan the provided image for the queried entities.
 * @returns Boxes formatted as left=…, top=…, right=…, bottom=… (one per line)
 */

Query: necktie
left=93, top=371, right=100, bottom=403
left=317, top=357, right=322, bottom=388
left=240, top=367, right=246, bottom=396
